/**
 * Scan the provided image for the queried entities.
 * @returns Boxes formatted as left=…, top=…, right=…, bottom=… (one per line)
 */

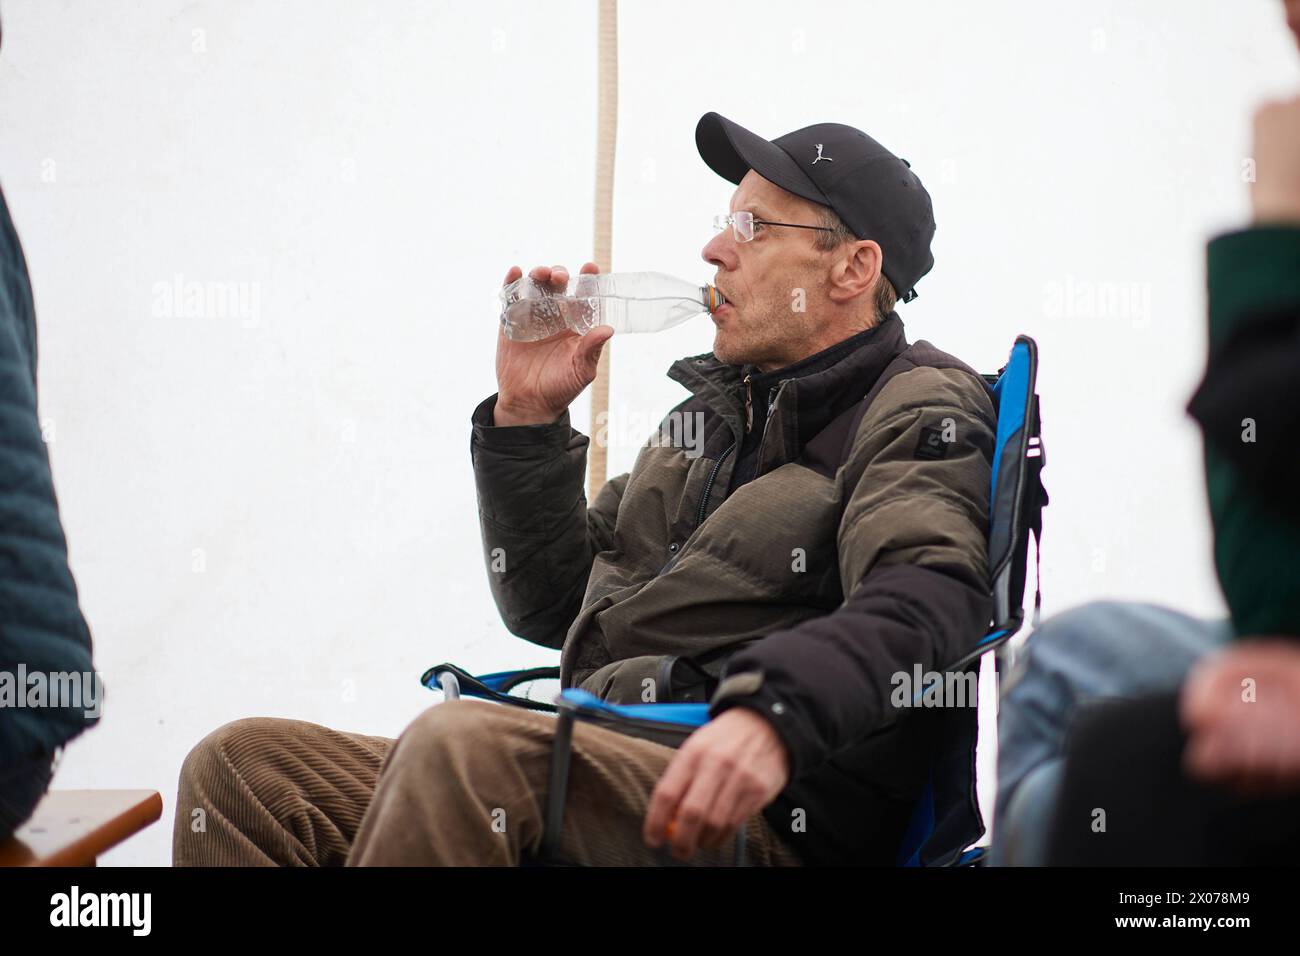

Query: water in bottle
left=499, top=271, right=727, bottom=342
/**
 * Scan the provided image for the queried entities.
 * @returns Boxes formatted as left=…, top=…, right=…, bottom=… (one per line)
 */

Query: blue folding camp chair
left=422, top=334, right=1046, bottom=867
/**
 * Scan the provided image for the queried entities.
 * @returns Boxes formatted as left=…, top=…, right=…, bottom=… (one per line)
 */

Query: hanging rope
left=588, top=0, right=617, bottom=500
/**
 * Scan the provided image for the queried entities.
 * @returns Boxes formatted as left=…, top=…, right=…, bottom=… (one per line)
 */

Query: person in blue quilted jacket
left=0, top=20, right=102, bottom=837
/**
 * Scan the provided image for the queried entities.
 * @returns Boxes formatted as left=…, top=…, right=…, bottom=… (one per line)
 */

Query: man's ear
left=827, top=239, right=883, bottom=305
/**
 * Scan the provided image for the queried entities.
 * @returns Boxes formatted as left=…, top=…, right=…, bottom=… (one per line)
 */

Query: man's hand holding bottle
left=493, top=263, right=614, bottom=427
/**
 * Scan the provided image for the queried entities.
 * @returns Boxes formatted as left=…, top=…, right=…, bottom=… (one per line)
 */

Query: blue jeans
left=991, top=601, right=1232, bottom=866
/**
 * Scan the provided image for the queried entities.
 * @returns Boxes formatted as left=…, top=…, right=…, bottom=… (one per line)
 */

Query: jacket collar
left=667, top=312, right=910, bottom=448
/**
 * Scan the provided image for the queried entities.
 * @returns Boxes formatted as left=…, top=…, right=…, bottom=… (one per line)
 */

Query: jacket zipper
left=697, top=441, right=735, bottom=526
left=743, top=374, right=753, bottom=433
left=698, top=382, right=778, bottom=526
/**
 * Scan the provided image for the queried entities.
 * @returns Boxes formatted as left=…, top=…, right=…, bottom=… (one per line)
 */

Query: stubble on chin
left=712, top=332, right=733, bottom=365
left=713, top=328, right=753, bottom=368
left=714, top=318, right=780, bottom=369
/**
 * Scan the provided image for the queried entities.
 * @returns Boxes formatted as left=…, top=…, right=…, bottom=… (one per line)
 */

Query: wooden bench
left=0, top=790, right=163, bottom=867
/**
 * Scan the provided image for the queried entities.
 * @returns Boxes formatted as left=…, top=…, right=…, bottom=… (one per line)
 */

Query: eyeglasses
left=712, top=210, right=835, bottom=243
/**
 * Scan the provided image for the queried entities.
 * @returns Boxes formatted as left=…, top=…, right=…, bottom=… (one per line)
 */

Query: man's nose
left=701, top=229, right=736, bottom=271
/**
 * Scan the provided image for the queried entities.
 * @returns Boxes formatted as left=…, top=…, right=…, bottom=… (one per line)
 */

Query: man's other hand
left=1181, top=638, right=1300, bottom=796
left=642, top=706, right=790, bottom=861
left=1250, top=95, right=1300, bottom=225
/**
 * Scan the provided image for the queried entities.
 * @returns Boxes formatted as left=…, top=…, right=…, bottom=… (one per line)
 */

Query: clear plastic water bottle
left=499, top=271, right=727, bottom=341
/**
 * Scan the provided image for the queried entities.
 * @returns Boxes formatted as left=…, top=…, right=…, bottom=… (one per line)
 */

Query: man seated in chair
left=173, top=113, right=996, bottom=866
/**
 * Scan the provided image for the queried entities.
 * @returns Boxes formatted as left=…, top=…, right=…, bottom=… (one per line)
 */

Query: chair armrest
left=553, top=689, right=709, bottom=750
left=420, top=663, right=560, bottom=713
left=0, top=790, right=162, bottom=867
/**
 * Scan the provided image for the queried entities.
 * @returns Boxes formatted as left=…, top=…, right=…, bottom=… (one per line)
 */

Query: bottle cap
left=704, top=285, right=727, bottom=313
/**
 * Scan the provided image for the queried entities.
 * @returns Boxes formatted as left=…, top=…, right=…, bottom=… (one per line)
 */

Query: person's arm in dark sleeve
left=470, top=392, right=628, bottom=649
left=1186, top=226, right=1300, bottom=637
left=0, top=184, right=99, bottom=830
left=1187, top=226, right=1300, bottom=505
left=707, top=367, right=995, bottom=781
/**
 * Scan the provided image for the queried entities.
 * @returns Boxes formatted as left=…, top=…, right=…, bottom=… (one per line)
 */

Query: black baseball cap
left=695, top=112, right=935, bottom=303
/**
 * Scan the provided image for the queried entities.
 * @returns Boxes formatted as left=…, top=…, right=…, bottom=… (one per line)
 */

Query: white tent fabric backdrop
left=0, top=0, right=1296, bottom=864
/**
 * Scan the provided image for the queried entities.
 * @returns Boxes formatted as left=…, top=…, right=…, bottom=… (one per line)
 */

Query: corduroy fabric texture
left=173, top=698, right=802, bottom=867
